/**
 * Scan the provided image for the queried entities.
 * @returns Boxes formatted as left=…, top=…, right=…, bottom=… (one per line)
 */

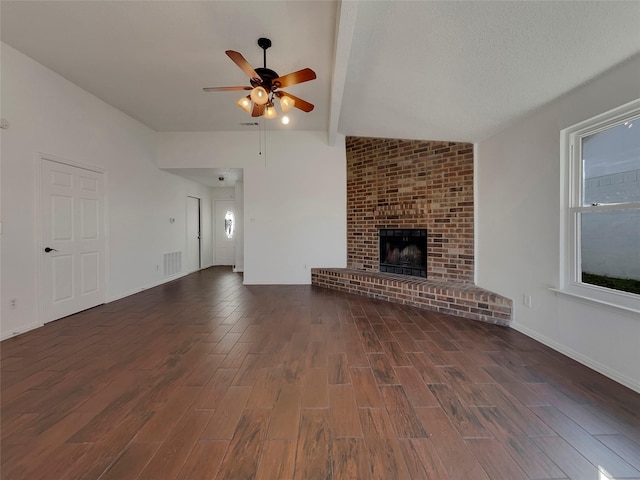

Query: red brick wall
left=312, top=268, right=512, bottom=325
left=346, top=137, right=474, bottom=282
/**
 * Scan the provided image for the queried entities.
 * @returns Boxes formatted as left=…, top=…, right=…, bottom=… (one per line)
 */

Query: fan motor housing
left=252, top=67, right=280, bottom=90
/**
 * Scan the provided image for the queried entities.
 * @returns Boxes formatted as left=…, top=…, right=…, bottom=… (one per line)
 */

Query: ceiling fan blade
left=251, top=103, right=265, bottom=117
left=226, top=50, right=261, bottom=82
left=203, top=86, right=252, bottom=92
left=278, top=91, right=314, bottom=112
left=273, top=68, right=316, bottom=88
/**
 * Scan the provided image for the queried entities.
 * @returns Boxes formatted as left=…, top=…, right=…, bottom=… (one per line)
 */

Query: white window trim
left=559, top=98, right=640, bottom=313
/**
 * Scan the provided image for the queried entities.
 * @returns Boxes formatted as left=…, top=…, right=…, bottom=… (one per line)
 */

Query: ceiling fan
left=203, top=38, right=316, bottom=121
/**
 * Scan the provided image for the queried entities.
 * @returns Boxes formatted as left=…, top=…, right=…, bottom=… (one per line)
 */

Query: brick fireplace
left=312, top=136, right=512, bottom=325
left=346, top=137, right=474, bottom=280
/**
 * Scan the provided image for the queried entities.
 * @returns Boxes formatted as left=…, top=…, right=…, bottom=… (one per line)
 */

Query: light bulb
left=250, top=86, right=268, bottom=105
left=236, top=96, right=251, bottom=113
left=281, top=115, right=290, bottom=125
left=264, top=104, right=277, bottom=119
left=279, top=95, right=295, bottom=112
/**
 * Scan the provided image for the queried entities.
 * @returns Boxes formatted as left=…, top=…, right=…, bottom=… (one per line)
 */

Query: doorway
left=186, top=196, right=201, bottom=273
left=40, top=157, right=106, bottom=323
left=214, top=200, right=236, bottom=266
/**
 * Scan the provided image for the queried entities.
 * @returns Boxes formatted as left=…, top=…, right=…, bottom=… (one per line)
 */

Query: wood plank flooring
left=2, top=266, right=639, bottom=479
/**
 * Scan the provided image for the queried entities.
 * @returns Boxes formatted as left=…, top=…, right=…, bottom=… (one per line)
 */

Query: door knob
left=44, top=247, right=58, bottom=253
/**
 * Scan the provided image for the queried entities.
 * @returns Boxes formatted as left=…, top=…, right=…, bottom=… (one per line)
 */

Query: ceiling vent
left=240, top=122, right=259, bottom=126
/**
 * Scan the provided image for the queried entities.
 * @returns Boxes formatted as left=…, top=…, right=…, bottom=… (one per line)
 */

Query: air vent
left=239, top=122, right=259, bottom=126
left=163, top=251, right=181, bottom=277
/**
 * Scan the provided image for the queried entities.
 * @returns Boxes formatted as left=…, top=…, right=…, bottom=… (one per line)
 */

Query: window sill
left=549, top=288, right=640, bottom=316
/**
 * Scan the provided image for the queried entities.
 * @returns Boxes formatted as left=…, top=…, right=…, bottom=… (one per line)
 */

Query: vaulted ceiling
left=2, top=1, right=640, bottom=144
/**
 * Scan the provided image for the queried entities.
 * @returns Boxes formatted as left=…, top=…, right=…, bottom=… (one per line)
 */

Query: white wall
left=0, top=43, right=213, bottom=338
left=477, top=54, right=640, bottom=392
left=200, top=190, right=213, bottom=269
left=211, top=187, right=235, bottom=201
left=234, top=182, right=244, bottom=273
left=158, top=131, right=347, bottom=284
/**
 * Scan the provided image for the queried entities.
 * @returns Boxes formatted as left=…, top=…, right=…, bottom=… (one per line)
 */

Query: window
left=224, top=210, right=235, bottom=239
left=561, top=99, right=640, bottom=311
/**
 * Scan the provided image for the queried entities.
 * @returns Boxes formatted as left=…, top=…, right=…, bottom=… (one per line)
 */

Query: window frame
left=560, top=99, right=640, bottom=312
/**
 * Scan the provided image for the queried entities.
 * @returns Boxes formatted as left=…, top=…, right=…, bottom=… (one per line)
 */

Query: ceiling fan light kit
left=236, top=95, right=252, bottom=113
left=203, top=37, right=316, bottom=122
left=250, top=86, right=269, bottom=105
left=279, top=95, right=295, bottom=112
left=264, top=103, right=277, bottom=119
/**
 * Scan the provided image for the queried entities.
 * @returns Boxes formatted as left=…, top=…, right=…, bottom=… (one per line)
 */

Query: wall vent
left=163, top=251, right=181, bottom=277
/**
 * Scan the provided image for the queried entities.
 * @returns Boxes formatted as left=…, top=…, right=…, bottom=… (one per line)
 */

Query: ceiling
left=1, top=1, right=336, bottom=134
left=2, top=1, right=640, bottom=144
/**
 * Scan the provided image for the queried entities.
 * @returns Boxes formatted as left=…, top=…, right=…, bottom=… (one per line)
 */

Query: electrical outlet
left=523, top=294, right=532, bottom=308
left=9, top=298, right=17, bottom=309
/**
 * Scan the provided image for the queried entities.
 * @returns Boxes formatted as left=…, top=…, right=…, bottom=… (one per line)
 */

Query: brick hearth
left=311, top=136, right=512, bottom=325
left=312, top=268, right=512, bottom=326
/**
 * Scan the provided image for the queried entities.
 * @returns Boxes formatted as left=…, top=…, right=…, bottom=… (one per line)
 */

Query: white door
left=215, top=200, right=235, bottom=266
left=186, top=196, right=201, bottom=273
left=41, top=158, right=105, bottom=322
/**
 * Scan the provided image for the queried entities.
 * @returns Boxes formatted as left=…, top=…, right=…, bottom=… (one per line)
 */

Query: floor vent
left=163, top=251, right=181, bottom=277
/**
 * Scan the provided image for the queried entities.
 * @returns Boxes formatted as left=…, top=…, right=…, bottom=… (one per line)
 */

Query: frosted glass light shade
left=279, top=95, right=295, bottom=112
left=264, top=104, right=277, bottom=119
left=250, top=86, right=268, bottom=105
left=281, top=115, right=290, bottom=125
left=236, top=96, right=251, bottom=113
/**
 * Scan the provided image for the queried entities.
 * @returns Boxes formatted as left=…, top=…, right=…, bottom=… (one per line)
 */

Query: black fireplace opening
left=379, top=229, right=427, bottom=278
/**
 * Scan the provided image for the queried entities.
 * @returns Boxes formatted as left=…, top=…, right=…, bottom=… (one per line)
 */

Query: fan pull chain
left=257, top=119, right=267, bottom=167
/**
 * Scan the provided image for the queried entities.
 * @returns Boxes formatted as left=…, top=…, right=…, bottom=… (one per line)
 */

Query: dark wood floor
left=2, top=267, right=639, bottom=480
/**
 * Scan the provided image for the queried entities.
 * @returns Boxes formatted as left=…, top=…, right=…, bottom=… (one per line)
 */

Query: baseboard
left=3, top=272, right=195, bottom=340
left=1, top=321, right=44, bottom=341
left=511, top=322, right=640, bottom=394
left=106, top=271, right=191, bottom=303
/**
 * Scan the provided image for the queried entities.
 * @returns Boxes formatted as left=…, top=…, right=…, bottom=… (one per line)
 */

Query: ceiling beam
left=328, top=0, right=358, bottom=146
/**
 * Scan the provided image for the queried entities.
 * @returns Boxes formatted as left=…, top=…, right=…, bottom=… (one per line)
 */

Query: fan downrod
left=258, top=37, right=272, bottom=70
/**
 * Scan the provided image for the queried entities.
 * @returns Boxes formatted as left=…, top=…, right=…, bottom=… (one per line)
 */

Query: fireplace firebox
left=379, top=229, right=427, bottom=278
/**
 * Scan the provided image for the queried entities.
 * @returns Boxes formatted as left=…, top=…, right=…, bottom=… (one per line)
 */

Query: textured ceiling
left=2, top=0, right=640, bottom=143
left=340, top=1, right=640, bottom=142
